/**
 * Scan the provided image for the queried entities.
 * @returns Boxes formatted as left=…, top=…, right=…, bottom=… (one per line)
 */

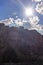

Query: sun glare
left=25, top=8, right=34, bottom=17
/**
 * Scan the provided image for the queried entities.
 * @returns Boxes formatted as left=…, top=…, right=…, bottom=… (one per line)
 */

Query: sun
left=25, top=7, right=33, bottom=17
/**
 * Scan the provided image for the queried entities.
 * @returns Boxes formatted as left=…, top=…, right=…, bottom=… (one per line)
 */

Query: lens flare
left=25, top=8, right=34, bottom=16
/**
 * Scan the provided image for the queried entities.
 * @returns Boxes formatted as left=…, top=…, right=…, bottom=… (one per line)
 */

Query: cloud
left=29, top=16, right=43, bottom=34
left=22, top=18, right=27, bottom=23
left=33, top=24, right=43, bottom=30
left=0, top=18, right=23, bottom=27
left=38, top=30, right=43, bottom=35
left=0, top=18, right=14, bottom=25
left=29, top=16, right=39, bottom=26
left=0, top=17, right=43, bottom=35
left=14, top=18, right=30, bottom=28
left=29, top=24, right=43, bottom=34
left=35, top=2, right=43, bottom=14
left=15, top=18, right=23, bottom=26
left=0, top=18, right=26, bottom=27
left=32, top=0, right=42, bottom=2
left=0, top=17, right=31, bottom=29
left=15, top=16, right=18, bottom=18
left=36, top=24, right=43, bottom=30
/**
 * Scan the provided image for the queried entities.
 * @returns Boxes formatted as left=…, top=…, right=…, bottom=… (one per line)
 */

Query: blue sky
left=0, top=0, right=24, bottom=19
left=0, top=0, right=43, bottom=34
left=0, top=0, right=43, bottom=24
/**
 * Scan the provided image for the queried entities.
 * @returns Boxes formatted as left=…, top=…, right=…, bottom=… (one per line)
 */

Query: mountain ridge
left=0, top=23, right=43, bottom=63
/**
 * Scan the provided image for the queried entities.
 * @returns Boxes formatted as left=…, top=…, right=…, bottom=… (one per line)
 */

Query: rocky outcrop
left=0, top=23, right=43, bottom=63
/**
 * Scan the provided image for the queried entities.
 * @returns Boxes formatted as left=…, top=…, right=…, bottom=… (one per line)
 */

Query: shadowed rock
left=0, top=23, right=43, bottom=63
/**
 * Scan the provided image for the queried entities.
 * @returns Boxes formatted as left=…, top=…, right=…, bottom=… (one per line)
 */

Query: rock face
left=0, top=23, right=43, bottom=63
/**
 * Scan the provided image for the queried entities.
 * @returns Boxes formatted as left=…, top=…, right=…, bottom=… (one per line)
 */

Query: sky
left=0, top=0, right=43, bottom=35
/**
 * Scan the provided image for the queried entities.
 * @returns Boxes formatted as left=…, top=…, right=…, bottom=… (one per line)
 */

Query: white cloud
left=29, top=16, right=39, bottom=26
left=29, top=16, right=43, bottom=34
left=29, top=24, right=43, bottom=35
left=36, top=24, right=43, bottom=30
left=35, top=2, right=43, bottom=14
left=0, top=18, right=24, bottom=27
left=0, top=17, right=30, bottom=29
left=0, top=17, right=43, bottom=35
left=32, top=0, right=42, bottom=2
left=15, top=16, right=18, bottom=18
left=32, top=24, right=43, bottom=30
left=0, top=18, right=14, bottom=25
left=15, top=18, right=23, bottom=26
left=38, top=30, right=43, bottom=35
left=22, top=18, right=27, bottom=23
